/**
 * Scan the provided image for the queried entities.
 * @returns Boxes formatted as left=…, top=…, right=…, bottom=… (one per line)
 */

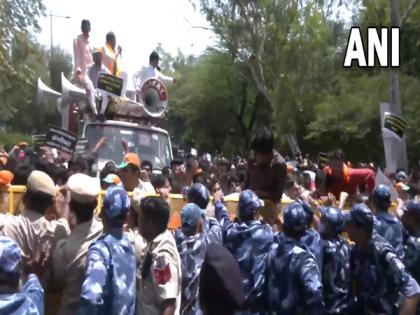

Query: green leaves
left=0, top=0, right=73, bottom=133
left=167, top=48, right=261, bottom=154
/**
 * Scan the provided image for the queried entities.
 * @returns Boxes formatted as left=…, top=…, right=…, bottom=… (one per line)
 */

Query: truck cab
left=83, top=120, right=172, bottom=173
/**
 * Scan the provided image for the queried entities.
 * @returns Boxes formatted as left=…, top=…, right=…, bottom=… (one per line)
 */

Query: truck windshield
left=85, top=124, right=172, bottom=169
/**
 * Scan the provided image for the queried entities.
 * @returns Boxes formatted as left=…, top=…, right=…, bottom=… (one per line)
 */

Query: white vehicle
left=37, top=72, right=172, bottom=172
left=84, top=120, right=172, bottom=173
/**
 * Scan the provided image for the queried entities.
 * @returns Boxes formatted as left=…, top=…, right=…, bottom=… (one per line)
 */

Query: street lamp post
left=49, top=10, right=71, bottom=59
left=48, top=11, right=70, bottom=83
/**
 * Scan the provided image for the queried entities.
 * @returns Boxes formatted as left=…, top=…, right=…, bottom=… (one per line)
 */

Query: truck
left=37, top=73, right=173, bottom=172
left=84, top=120, right=172, bottom=173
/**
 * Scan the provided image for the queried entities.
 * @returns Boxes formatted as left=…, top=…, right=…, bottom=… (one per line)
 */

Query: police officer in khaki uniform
left=125, top=188, right=148, bottom=288
left=137, top=197, right=182, bottom=315
left=52, top=173, right=103, bottom=315
left=0, top=171, right=70, bottom=273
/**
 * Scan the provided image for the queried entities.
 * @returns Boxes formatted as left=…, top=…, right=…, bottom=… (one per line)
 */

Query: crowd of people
left=0, top=128, right=420, bottom=315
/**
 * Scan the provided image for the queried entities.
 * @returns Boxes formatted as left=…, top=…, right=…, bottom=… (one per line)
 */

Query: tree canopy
left=0, top=0, right=71, bottom=133
left=165, top=0, right=420, bottom=165
left=3, top=0, right=420, bottom=165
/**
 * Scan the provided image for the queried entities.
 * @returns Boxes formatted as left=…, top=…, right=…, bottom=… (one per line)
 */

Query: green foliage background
left=0, top=0, right=72, bottom=136
left=2, top=0, right=420, bottom=166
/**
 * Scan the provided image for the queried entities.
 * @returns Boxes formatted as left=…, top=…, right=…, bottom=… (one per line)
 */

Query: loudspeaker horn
left=36, top=77, right=62, bottom=104
left=140, top=78, right=168, bottom=117
left=61, top=72, right=87, bottom=100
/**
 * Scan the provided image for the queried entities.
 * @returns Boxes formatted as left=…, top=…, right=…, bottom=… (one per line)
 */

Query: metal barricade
left=0, top=186, right=294, bottom=229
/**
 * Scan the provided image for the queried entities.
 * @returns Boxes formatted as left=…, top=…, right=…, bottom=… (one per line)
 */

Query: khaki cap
left=68, top=173, right=100, bottom=204
left=27, top=171, right=56, bottom=197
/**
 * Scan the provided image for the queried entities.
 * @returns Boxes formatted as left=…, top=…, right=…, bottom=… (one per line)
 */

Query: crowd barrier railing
left=0, top=186, right=295, bottom=229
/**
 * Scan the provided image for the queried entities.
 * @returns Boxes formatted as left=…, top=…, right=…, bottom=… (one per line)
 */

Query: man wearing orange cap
left=0, top=170, right=14, bottom=187
left=0, top=171, right=14, bottom=214
left=118, top=153, right=155, bottom=195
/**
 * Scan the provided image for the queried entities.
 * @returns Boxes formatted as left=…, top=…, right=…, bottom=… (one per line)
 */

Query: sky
left=36, top=0, right=217, bottom=73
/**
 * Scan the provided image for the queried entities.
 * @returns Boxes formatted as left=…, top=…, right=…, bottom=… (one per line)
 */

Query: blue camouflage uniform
left=0, top=274, right=44, bottom=315
left=78, top=186, right=136, bottom=315
left=187, top=183, right=222, bottom=245
left=374, top=212, right=404, bottom=258
left=319, top=207, right=351, bottom=315
left=402, top=201, right=420, bottom=296
left=204, top=217, right=222, bottom=246
left=301, top=228, right=323, bottom=271
left=215, top=190, right=273, bottom=313
left=373, top=185, right=404, bottom=259
left=347, top=204, right=420, bottom=315
left=177, top=233, right=206, bottom=315
left=175, top=203, right=208, bottom=315
left=404, top=235, right=420, bottom=288
left=176, top=219, right=222, bottom=247
left=300, top=201, right=323, bottom=271
left=265, top=202, right=324, bottom=315
left=351, top=232, right=419, bottom=315
left=0, top=236, right=44, bottom=315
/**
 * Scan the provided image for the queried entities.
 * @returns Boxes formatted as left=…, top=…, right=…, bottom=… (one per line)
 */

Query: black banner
left=32, top=135, right=46, bottom=151
left=45, top=126, right=78, bottom=155
left=97, top=73, right=123, bottom=96
left=384, top=112, right=407, bottom=139
left=75, top=138, right=89, bottom=155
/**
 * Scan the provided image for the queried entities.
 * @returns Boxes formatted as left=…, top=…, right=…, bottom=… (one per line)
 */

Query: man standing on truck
left=101, top=32, right=122, bottom=77
left=133, top=51, right=175, bottom=91
left=86, top=49, right=110, bottom=89
left=73, top=20, right=93, bottom=79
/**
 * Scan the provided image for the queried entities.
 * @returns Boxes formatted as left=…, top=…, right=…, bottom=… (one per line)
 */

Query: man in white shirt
left=133, top=51, right=175, bottom=91
left=102, top=32, right=122, bottom=77
left=73, top=20, right=93, bottom=78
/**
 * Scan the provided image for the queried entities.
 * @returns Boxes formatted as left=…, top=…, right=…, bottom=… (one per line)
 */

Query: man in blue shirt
left=214, top=189, right=273, bottom=313
left=300, top=201, right=323, bottom=271
left=0, top=236, right=44, bottom=315
left=78, top=186, right=136, bottom=315
left=345, top=203, right=420, bottom=315
left=372, top=184, right=404, bottom=258
left=319, top=207, right=351, bottom=315
left=402, top=200, right=420, bottom=291
left=265, top=202, right=325, bottom=315
left=185, top=183, right=222, bottom=245
left=176, top=203, right=207, bottom=315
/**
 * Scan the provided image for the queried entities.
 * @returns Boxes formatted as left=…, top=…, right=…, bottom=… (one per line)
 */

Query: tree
left=0, top=0, right=46, bottom=130
left=168, top=48, right=267, bottom=154
left=1, top=32, right=72, bottom=133
left=193, top=0, right=360, bottom=154
left=0, top=0, right=73, bottom=134
left=1, top=33, right=49, bottom=131
left=0, top=0, right=45, bottom=95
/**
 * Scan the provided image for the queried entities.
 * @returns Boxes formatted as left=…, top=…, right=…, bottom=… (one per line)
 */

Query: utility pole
left=389, top=0, right=408, bottom=170
left=50, top=10, right=53, bottom=60
left=48, top=11, right=71, bottom=82
left=390, top=0, right=401, bottom=115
